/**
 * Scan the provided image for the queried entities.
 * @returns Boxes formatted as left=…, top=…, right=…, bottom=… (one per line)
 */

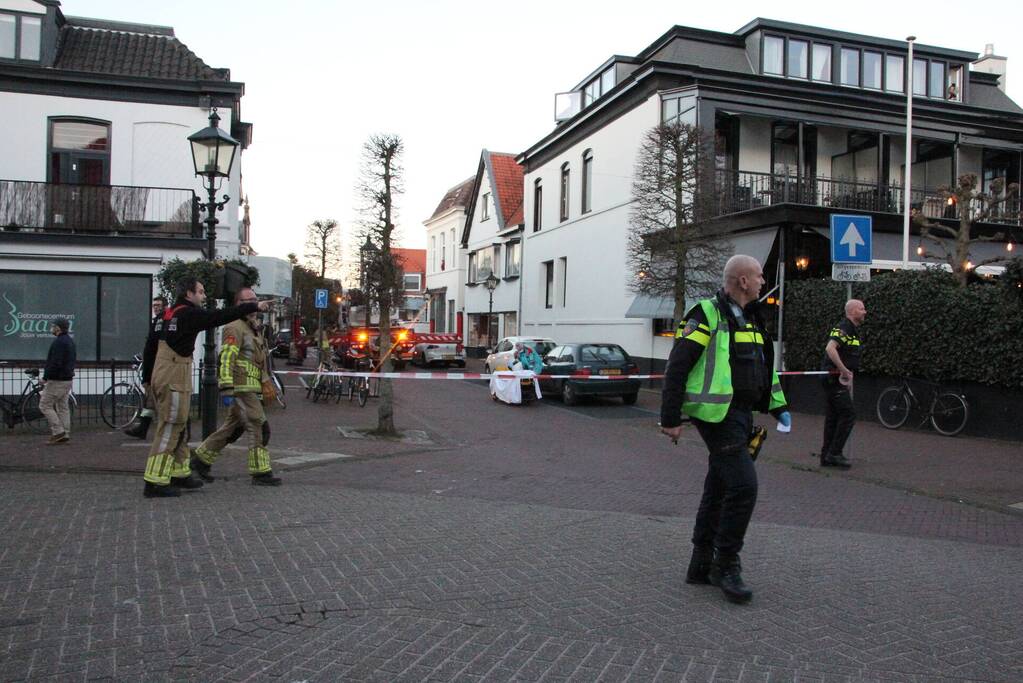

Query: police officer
left=190, top=288, right=282, bottom=486
left=142, top=277, right=268, bottom=498
left=124, top=296, right=167, bottom=440
left=660, top=255, right=791, bottom=604
left=819, top=299, right=866, bottom=469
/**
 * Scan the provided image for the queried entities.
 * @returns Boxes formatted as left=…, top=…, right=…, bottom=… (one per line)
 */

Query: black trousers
left=821, top=380, right=855, bottom=458
left=691, top=404, right=758, bottom=557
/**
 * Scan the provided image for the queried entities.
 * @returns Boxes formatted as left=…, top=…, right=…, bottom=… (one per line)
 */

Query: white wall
left=521, top=96, right=660, bottom=358
left=0, top=91, right=243, bottom=254
left=424, top=206, right=467, bottom=334
left=464, top=170, right=519, bottom=318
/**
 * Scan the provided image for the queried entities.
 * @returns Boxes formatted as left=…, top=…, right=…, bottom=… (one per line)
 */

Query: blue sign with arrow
left=314, top=288, right=329, bottom=309
left=830, top=214, right=872, bottom=264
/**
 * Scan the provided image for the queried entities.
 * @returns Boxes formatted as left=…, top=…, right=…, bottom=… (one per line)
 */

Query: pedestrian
left=124, top=295, right=168, bottom=440
left=141, top=277, right=268, bottom=498
left=515, top=342, right=543, bottom=373
left=189, top=288, right=282, bottom=487
left=40, top=318, right=76, bottom=445
left=659, top=255, right=791, bottom=604
left=818, top=299, right=866, bottom=469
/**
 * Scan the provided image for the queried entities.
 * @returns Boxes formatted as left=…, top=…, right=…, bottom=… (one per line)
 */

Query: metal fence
left=0, top=360, right=203, bottom=435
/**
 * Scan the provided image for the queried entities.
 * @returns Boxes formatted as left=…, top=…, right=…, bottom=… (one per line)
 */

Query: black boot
left=123, top=416, right=152, bottom=440
left=821, top=452, right=851, bottom=469
left=252, top=471, right=282, bottom=486
left=170, top=475, right=204, bottom=490
left=685, top=545, right=713, bottom=585
left=143, top=482, right=181, bottom=498
left=189, top=453, right=215, bottom=482
left=708, top=552, right=753, bottom=604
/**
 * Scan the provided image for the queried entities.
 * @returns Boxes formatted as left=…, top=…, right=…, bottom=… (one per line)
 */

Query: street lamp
left=483, top=271, right=499, bottom=350
left=188, top=106, right=240, bottom=439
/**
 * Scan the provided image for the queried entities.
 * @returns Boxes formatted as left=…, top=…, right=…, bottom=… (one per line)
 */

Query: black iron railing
left=713, top=170, right=1022, bottom=225
left=0, top=180, right=200, bottom=237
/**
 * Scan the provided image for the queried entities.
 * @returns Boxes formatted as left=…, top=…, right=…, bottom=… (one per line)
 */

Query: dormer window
left=0, top=12, right=41, bottom=61
left=763, top=36, right=784, bottom=75
left=582, top=66, right=616, bottom=108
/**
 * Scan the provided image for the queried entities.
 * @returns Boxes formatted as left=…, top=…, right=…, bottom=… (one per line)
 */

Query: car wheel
left=562, top=382, right=578, bottom=406
left=622, top=392, right=638, bottom=405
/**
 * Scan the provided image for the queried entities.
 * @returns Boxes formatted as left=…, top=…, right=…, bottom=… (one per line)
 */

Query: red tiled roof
left=391, top=248, right=426, bottom=275
left=488, top=152, right=524, bottom=227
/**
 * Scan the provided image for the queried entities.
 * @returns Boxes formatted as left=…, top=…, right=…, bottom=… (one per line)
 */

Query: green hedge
left=782, top=265, right=1023, bottom=390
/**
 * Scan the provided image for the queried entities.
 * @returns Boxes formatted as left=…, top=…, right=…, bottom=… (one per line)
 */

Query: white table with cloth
left=489, top=369, right=542, bottom=404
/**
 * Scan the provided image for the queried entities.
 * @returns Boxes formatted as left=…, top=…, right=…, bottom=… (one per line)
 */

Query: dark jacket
left=143, top=299, right=259, bottom=372
left=140, top=313, right=161, bottom=385
left=44, top=332, right=76, bottom=381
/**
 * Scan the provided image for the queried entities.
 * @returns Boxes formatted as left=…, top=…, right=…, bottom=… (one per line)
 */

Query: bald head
left=722, top=255, right=765, bottom=306
left=845, top=299, right=866, bottom=325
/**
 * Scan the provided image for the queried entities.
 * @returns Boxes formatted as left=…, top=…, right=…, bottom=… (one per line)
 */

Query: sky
left=65, top=0, right=1023, bottom=265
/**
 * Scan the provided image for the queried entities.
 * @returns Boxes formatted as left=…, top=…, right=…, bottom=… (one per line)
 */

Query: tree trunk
left=376, top=152, right=397, bottom=436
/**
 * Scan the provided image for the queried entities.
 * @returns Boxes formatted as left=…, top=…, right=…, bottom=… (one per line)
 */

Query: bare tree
left=914, top=173, right=1020, bottom=286
left=356, top=134, right=404, bottom=435
left=627, top=121, right=731, bottom=323
left=304, top=218, right=342, bottom=278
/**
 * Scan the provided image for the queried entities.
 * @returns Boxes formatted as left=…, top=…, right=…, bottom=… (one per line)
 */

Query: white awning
left=624, top=294, right=676, bottom=319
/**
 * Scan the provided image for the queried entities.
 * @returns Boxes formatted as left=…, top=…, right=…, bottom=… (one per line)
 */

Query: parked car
left=539, top=343, right=641, bottom=405
left=412, top=334, right=466, bottom=368
left=484, top=336, right=557, bottom=373
left=271, top=329, right=293, bottom=358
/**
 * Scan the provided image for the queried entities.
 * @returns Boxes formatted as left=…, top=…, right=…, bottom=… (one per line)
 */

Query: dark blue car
left=539, top=343, right=641, bottom=406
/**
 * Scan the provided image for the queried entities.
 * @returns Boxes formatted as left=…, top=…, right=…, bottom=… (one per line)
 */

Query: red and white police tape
left=273, top=369, right=838, bottom=381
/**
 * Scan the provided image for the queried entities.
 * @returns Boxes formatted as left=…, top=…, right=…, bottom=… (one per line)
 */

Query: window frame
left=504, top=240, right=521, bottom=278
left=403, top=273, right=422, bottom=291
left=543, top=260, right=554, bottom=309
left=481, top=192, right=490, bottom=221
left=0, top=11, right=42, bottom=63
left=47, top=117, right=113, bottom=186
left=839, top=47, right=860, bottom=87
left=762, top=34, right=785, bottom=76
left=862, top=50, right=883, bottom=90
left=885, top=54, right=905, bottom=93
left=559, top=162, right=570, bottom=222
left=532, top=179, right=543, bottom=232
left=581, top=149, right=593, bottom=214
left=786, top=38, right=809, bottom=79
left=811, top=42, right=833, bottom=83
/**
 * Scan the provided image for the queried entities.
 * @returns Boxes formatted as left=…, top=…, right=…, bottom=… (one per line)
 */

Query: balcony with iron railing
left=713, top=170, right=1022, bottom=225
left=0, top=180, right=200, bottom=238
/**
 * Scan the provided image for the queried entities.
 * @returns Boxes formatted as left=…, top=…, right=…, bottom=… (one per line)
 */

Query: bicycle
left=100, top=354, right=144, bottom=429
left=347, top=356, right=378, bottom=408
left=265, top=353, right=286, bottom=409
left=1, top=365, right=78, bottom=434
left=875, top=377, right=969, bottom=436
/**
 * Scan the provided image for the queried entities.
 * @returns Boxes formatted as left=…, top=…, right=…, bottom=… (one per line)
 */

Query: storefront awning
left=625, top=294, right=676, bottom=319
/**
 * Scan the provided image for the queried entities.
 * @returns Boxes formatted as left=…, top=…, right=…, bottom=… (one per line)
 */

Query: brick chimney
left=973, top=43, right=1007, bottom=93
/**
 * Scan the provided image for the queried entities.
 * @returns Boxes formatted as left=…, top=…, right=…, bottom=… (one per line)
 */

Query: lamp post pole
left=483, top=272, right=499, bottom=351
left=188, top=106, right=239, bottom=439
left=903, top=35, right=916, bottom=269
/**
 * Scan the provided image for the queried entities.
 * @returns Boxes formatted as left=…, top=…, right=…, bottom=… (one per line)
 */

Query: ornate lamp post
left=483, top=272, right=499, bottom=350
left=188, top=107, right=240, bottom=438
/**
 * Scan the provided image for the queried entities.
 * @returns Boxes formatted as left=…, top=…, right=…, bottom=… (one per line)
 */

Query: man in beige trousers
left=40, top=318, right=76, bottom=444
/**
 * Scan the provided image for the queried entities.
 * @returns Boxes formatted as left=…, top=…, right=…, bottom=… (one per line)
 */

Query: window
left=544, top=261, right=554, bottom=309
left=928, top=61, right=945, bottom=99
left=948, top=65, right=963, bottom=101
left=467, top=252, right=477, bottom=282
left=440, top=232, right=446, bottom=270
left=840, top=48, right=859, bottom=86
left=430, top=236, right=436, bottom=271
left=503, top=312, right=517, bottom=338
left=812, top=44, right=832, bottom=82
left=582, top=66, right=616, bottom=108
left=661, top=93, right=696, bottom=125
left=581, top=149, right=593, bottom=214
left=533, top=179, right=542, bottom=232
left=558, top=257, right=567, bottom=307
left=449, top=229, right=456, bottom=268
left=600, top=67, right=615, bottom=95
left=885, top=55, right=904, bottom=92
left=403, top=274, right=421, bottom=291
left=481, top=192, right=490, bottom=220
left=478, top=246, right=495, bottom=280
left=912, top=59, right=927, bottom=95
left=863, top=51, right=882, bottom=89
left=446, top=299, right=455, bottom=334
left=0, top=12, right=40, bottom=61
left=559, top=163, right=570, bottom=221
left=583, top=79, right=600, bottom=107
left=505, top=241, right=521, bottom=277
left=49, top=119, right=111, bottom=186
left=787, top=40, right=808, bottom=78
left=763, top=36, right=784, bottom=75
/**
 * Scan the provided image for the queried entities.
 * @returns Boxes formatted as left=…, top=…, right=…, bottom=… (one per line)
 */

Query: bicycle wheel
left=930, top=392, right=968, bottom=436
left=349, top=378, right=357, bottom=402
left=20, top=389, right=49, bottom=434
left=270, top=372, right=287, bottom=409
left=101, top=382, right=143, bottom=429
left=876, top=386, right=910, bottom=429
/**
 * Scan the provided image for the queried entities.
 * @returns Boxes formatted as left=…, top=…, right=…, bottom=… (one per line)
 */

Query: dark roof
left=428, top=176, right=476, bottom=220
left=967, top=74, right=1023, bottom=113
left=54, top=21, right=229, bottom=81
left=648, top=37, right=752, bottom=74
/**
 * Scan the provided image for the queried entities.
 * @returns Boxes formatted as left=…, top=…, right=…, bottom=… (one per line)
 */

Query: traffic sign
left=832, top=263, right=871, bottom=282
left=830, top=214, right=872, bottom=264
left=314, top=288, right=328, bottom=309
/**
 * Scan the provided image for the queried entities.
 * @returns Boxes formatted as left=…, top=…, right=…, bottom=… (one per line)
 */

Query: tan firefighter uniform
left=192, top=317, right=272, bottom=475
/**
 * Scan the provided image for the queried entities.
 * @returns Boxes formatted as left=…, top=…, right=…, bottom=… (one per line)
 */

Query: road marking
left=274, top=452, right=352, bottom=466
left=1010, top=502, right=1023, bottom=510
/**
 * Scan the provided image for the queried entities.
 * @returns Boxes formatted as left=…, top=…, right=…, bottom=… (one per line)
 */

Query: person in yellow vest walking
left=142, top=278, right=267, bottom=498
left=659, top=255, right=791, bottom=604
left=189, top=288, right=282, bottom=486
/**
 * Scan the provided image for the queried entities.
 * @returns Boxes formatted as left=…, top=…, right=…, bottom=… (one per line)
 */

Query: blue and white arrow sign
left=314, top=288, right=329, bottom=309
left=830, top=214, right=872, bottom=264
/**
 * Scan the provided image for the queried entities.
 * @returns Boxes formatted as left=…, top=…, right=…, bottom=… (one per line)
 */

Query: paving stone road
left=2, top=367, right=1022, bottom=682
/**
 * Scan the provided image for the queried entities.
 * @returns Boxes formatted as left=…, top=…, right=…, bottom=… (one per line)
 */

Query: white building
left=0, top=0, right=252, bottom=365
left=517, top=20, right=1023, bottom=370
left=460, top=150, right=524, bottom=351
left=423, top=176, right=473, bottom=336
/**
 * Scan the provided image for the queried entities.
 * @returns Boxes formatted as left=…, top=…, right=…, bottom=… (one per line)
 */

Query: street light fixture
left=188, top=106, right=240, bottom=439
left=483, top=271, right=500, bottom=351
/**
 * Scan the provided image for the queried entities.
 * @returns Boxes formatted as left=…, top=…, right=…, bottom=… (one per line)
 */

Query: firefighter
left=124, top=296, right=167, bottom=440
left=659, top=255, right=791, bottom=604
left=189, top=288, right=282, bottom=486
left=142, top=278, right=267, bottom=498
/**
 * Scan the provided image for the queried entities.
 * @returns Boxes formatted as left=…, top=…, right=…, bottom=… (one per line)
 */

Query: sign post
left=314, top=288, right=328, bottom=360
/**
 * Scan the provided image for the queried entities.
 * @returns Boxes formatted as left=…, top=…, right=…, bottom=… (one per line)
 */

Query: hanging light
left=795, top=256, right=810, bottom=271
left=965, top=260, right=974, bottom=270
left=1008, top=242, right=1015, bottom=252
